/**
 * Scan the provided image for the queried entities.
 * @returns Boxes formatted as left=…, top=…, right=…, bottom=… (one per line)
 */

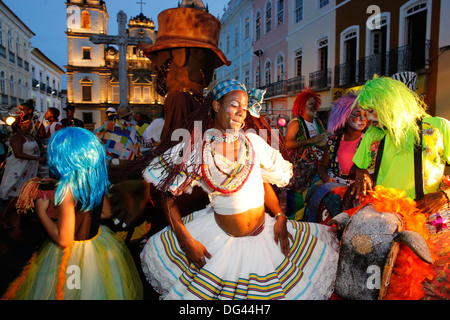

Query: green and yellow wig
left=354, top=75, right=429, bottom=153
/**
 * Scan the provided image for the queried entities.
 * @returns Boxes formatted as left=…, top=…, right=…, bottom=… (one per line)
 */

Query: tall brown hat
left=139, top=6, right=230, bottom=68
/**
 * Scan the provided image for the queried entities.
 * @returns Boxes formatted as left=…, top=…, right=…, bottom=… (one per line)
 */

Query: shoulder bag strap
left=414, top=119, right=424, bottom=201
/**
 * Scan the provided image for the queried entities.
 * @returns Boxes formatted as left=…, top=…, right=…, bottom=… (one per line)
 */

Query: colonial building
left=334, top=0, right=443, bottom=117
left=30, top=47, right=65, bottom=117
left=0, top=0, right=34, bottom=116
left=64, top=0, right=160, bottom=131
left=217, top=0, right=447, bottom=128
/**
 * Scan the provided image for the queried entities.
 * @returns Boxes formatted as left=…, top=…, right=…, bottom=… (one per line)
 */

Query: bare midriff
left=214, top=205, right=265, bottom=237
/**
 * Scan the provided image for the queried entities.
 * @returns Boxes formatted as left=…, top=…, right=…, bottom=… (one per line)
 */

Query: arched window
left=265, top=61, right=272, bottom=85
left=276, top=55, right=285, bottom=81
left=277, top=0, right=284, bottom=25
left=18, top=78, right=22, bottom=99
left=9, top=75, right=14, bottom=97
left=81, top=10, right=90, bottom=29
left=255, top=11, right=261, bottom=41
left=7, top=30, right=12, bottom=49
left=0, top=71, right=5, bottom=94
left=0, top=22, right=3, bottom=46
left=266, top=2, right=272, bottom=33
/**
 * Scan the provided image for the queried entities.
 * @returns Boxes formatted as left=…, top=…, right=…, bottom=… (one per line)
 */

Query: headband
left=211, top=80, right=266, bottom=118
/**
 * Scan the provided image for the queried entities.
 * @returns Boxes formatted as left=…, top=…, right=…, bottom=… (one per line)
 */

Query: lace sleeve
left=246, top=132, right=293, bottom=187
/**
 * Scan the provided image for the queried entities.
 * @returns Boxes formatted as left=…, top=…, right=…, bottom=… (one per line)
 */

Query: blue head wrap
left=210, top=79, right=266, bottom=118
left=48, top=127, right=110, bottom=211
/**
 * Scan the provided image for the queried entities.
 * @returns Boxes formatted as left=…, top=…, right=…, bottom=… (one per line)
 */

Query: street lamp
left=254, top=49, right=263, bottom=88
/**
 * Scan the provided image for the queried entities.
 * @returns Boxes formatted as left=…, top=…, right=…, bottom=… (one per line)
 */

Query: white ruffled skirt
left=140, top=208, right=339, bottom=300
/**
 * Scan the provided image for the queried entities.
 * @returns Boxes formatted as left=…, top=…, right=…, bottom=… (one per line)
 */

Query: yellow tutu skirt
left=2, top=226, right=143, bottom=300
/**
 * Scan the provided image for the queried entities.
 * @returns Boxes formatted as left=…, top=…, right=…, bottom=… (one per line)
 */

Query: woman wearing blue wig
left=2, top=127, right=143, bottom=300
left=140, top=80, right=338, bottom=300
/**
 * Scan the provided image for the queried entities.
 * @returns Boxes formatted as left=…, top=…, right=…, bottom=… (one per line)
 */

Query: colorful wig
left=292, top=88, right=321, bottom=117
left=327, top=93, right=358, bottom=133
left=47, top=127, right=110, bottom=211
left=354, top=76, right=429, bottom=153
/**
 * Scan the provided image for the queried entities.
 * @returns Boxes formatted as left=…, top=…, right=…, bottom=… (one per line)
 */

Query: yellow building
left=65, top=0, right=161, bottom=131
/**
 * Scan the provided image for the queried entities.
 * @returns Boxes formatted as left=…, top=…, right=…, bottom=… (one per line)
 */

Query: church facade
left=65, top=0, right=162, bottom=131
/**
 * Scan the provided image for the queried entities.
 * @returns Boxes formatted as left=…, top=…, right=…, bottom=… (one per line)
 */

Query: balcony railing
left=32, top=78, right=39, bottom=89
left=309, top=69, right=331, bottom=90
left=334, top=41, right=431, bottom=88
left=287, top=76, right=304, bottom=96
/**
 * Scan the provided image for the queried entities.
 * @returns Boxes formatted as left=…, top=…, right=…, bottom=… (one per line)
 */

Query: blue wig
left=47, top=127, right=110, bottom=211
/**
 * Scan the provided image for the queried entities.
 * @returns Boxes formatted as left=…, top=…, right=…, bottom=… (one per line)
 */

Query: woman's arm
left=263, top=183, right=293, bottom=256
left=285, top=120, right=327, bottom=149
left=36, top=190, right=75, bottom=247
left=101, top=195, right=112, bottom=219
left=10, top=134, right=44, bottom=162
left=318, top=146, right=333, bottom=183
left=162, top=192, right=211, bottom=269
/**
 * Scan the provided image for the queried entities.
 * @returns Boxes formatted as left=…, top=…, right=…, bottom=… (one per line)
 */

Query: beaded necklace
left=201, top=129, right=255, bottom=194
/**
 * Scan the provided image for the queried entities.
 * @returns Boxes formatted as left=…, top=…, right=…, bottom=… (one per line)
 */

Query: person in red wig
left=284, top=89, right=328, bottom=221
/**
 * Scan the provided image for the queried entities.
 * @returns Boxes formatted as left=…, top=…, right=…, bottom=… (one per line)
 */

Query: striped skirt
left=140, top=208, right=339, bottom=300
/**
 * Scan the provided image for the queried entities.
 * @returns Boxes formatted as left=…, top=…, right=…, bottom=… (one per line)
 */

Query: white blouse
left=143, top=132, right=292, bottom=215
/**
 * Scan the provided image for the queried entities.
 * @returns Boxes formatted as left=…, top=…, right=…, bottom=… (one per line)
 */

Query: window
left=319, top=0, right=329, bottom=9
left=295, top=49, right=303, bottom=77
left=24, top=82, right=29, bottom=99
left=0, top=71, right=5, bottom=94
left=244, top=18, right=249, bottom=39
left=81, top=11, right=90, bottom=29
left=0, top=22, right=3, bottom=46
left=277, top=0, right=284, bottom=25
left=265, top=2, right=272, bottom=33
left=276, top=55, right=284, bottom=81
left=226, top=35, right=230, bottom=53
left=17, top=78, right=22, bottom=99
left=344, top=31, right=358, bottom=63
left=82, top=85, right=92, bottom=101
left=16, top=37, right=20, bottom=56
left=244, top=70, right=250, bottom=88
left=318, top=38, right=328, bottom=71
left=82, top=48, right=91, bottom=60
left=9, top=75, right=14, bottom=97
left=295, top=0, right=304, bottom=23
left=234, top=26, right=239, bottom=47
left=82, top=112, right=93, bottom=124
left=112, top=86, right=120, bottom=102
left=255, top=65, right=261, bottom=88
left=265, top=61, right=271, bottom=85
left=134, top=86, right=151, bottom=103
left=255, top=12, right=261, bottom=41
left=80, top=76, right=93, bottom=102
left=7, top=30, right=12, bottom=49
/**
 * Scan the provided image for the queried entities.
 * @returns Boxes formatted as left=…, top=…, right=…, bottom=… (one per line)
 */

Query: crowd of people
left=0, top=74, right=448, bottom=301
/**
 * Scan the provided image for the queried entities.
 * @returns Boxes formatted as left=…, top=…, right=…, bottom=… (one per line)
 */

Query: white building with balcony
left=30, top=47, right=65, bottom=119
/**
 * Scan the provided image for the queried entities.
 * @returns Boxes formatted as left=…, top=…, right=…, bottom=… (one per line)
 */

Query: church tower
left=65, top=0, right=108, bottom=130
left=65, top=0, right=160, bottom=131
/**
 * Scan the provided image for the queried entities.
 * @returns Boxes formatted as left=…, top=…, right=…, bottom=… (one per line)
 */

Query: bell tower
left=65, top=0, right=108, bottom=129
